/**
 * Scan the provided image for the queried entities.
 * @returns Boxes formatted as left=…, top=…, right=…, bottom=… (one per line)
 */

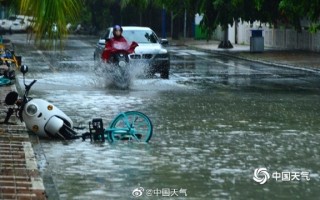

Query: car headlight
left=26, top=104, right=38, bottom=116
left=159, top=49, right=167, bottom=54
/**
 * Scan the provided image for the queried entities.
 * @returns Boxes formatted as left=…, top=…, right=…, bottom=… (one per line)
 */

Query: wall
left=212, top=21, right=320, bottom=52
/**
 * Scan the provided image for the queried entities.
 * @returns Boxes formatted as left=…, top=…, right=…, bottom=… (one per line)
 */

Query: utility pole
left=162, top=4, right=166, bottom=38
left=171, top=11, right=173, bottom=38
left=184, top=9, right=187, bottom=39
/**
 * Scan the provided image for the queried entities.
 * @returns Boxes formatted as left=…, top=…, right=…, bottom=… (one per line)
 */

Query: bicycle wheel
left=108, top=111, right=153, bottom=142
left=0, top=77, right=11, bottom=86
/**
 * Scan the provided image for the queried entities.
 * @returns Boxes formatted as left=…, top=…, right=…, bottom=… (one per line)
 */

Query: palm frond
left=20, top=0, right=82, bottom=48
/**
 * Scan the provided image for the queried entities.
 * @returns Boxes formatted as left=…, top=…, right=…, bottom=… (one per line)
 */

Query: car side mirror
left=98, top=38, right=106, bottom=45
left=160, top=38, right=169, bottom=45
left=20, top=65, right=28, bottom=74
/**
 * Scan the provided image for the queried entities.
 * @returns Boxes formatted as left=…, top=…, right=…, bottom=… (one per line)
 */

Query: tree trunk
left=218, top=24, right=233, bottom=49
left=172, top=13, right=180, bottom=40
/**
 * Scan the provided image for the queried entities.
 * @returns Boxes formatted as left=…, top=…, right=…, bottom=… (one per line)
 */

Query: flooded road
left=12, top=34, right=320, bottom=199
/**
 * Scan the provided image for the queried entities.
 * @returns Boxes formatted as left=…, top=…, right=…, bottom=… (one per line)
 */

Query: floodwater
left=12, top=35, right=320, bottom=199
left=33, top=66, right=320, bottom=200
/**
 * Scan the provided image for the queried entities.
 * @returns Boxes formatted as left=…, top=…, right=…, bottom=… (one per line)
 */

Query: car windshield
left=122, top=30, right=158, bottom=44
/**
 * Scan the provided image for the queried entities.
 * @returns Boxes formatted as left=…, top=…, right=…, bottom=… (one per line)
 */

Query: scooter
left=101, top=41, right=138, bottom=89
left=3, top=65, right=77, bottom=139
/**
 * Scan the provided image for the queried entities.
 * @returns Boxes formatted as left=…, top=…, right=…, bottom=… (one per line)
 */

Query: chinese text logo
left=253, top=168, right=310, bottom=184
left=253, top=168, right=270, bottom=184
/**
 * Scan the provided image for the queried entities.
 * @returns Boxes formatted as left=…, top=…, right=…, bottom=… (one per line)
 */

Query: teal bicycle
left=81, top=111, right=153, bottom=143
left=0, top=76, right=11, bottom=86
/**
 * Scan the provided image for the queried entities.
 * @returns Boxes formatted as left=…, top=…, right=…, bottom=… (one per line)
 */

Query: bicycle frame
left=106, top=127, right=140, bottom=142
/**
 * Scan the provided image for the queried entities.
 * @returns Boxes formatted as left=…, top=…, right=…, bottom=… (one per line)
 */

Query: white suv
left=94, top=26, right=170, bottom=79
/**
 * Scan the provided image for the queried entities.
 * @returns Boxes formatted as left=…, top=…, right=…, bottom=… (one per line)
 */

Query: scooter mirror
left=20, top=65, right=28, bottom=74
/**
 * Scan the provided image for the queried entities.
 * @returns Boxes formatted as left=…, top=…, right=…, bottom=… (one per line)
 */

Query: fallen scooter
left=3, top=65, right=153, bottom=142
left=3, top=65, right=77, bottom=139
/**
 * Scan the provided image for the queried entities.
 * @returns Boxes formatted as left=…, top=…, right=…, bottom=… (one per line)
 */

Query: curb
left=0, top=83, right=47, bottom=199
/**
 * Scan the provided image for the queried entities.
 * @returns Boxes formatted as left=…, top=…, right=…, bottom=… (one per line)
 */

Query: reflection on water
left=36, top=84, right=320, bottom=199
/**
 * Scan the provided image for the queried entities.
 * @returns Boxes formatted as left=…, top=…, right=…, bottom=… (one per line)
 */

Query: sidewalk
left=170, top=38, right=320, bottom=73
left=0, top=56, right=46, bottom=198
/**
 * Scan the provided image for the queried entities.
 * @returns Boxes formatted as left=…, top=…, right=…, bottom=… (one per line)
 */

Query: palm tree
left=20, top=0, right=82, bottom=47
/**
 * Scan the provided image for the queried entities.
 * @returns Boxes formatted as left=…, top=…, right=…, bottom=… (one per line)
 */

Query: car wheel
left=146, top=71, right=155, bottom=78
left=160, top=70, right=169, bottom=79
left=160, top=64, right=170, bottom=79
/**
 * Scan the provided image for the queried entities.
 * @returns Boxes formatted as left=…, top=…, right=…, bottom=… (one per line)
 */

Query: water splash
left=93, top=60, right=148, bottom=89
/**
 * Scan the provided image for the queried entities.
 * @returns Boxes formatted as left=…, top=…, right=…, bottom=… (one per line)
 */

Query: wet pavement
left=173, top=39, right=320, bottom=72
left=2, top=34, right=320, bottom=199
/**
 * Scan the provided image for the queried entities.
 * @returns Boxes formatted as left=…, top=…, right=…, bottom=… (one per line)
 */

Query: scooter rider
left=102, top=25, right=128, bottom=61
left=101, top=25, right=138, bottom=61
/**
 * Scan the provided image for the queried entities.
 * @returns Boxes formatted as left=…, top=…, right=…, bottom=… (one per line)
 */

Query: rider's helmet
left=112, top=25, right=123, bottom=37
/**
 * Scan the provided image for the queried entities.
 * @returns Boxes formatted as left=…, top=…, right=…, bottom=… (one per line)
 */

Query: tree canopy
left=124, top=0, right=320, bottom=36
left=279, top=0, right=320, bottom=32
left=2, top=0, right=320, bottom=45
